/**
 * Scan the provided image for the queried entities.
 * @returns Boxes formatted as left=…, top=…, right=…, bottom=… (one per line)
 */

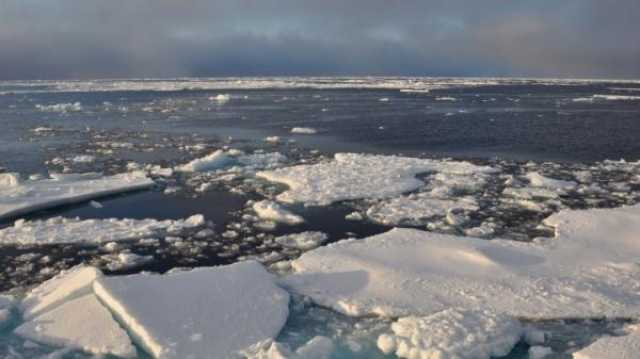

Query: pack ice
left=257, top=153, right=497, bottom=206
left=283, top=204, right=640, bottom=319
left=0, top=171, right=154, bottom=221
left=13, top=262, right=290, bottom=358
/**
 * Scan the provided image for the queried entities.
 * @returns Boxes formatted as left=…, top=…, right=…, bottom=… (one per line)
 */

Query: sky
left=0, top=0, right=639, bottom=80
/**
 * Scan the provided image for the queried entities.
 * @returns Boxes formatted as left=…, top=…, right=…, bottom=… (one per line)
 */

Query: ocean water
left=1, top=77, right=640, bottom=358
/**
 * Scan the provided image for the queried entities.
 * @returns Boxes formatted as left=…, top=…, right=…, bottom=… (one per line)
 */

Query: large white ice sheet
left=0, top=171, right=154, bottom=220
left=0, top=214, right=205, bottom=245
left=283, top=205, right=640, bottom=319
left=257, top=153, right=496, bottom=206
left=93, top=261, right=290, bottom=359
left=573, top=325, right=640, bottom=359
left=15, top=294, right=137, bottom=358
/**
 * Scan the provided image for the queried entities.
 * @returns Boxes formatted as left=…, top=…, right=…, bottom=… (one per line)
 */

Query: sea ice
left=175, top=150, right=234, bottom=172
left=526, top=172, right=577, bottom=191
left=284, top=204, right=640, bottom=319
left=0, top=171, right=154, bottom=221
left=366, top=194, right=478, bottom=226
left=0, top=214, right=205, bottom=245
left=242, top=336, right=334, bottom=359
left=376, top=308, right=522, bottom=359
left=35, top=102, right=83, bottom=112
left=0, top=295, right=13, bottom=328
left=290, top=127, right=318, bottom=134
left=253, top=200, right=305, bottom=225
left=15, top=294, right=137, bottom=358
left=257, top=153, right=496, bottom=206
left=572, top=325, right=640, bottom=359
left=93, top=261, right=290, bottom=359
left=275, top=232, right=328, bottom=250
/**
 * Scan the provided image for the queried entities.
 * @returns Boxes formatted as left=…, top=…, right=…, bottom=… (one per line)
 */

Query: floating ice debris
left=258, top=153, right=497, bottom=206
left=0, top=214, right=205, bottom=245
left=175, top=150, right=233, bottom=172
left=15, top=294, right=137, bottom=358
left=31, top=126, right=54, bottom=133
left=572, top=325, right=640, bottom=359
left=284, top=204, right=640, bottom=318
left=526, top=172, right=577, bottom=191
left=376, top=309, right=522, bottom=359
left=210, top=94, right=231, bottom=104
left=290, top=127, right=318, bottom=135
left=242, top=336, right=334, bottom=359
left=253, top=200, right=305, bottom=225
left=35, top=102, right=83, bottom=112
left=0, top=171, right=154, bottom=221
left=265, top=136, right=281, bottom=143
left=378, top=98, right=390, bottom=102
left=529, top=346, right=553, bottom=359
left=275, top=232, right=328, bottom=251
left=103, top=252, right=154, bottom=271
left=94, top=261, right=290, bottom=359
left=70, top=155, right=95, bottom=163
left=435, top=96, right=457, bottom=101
left=366, top=194, right=479, bottom=226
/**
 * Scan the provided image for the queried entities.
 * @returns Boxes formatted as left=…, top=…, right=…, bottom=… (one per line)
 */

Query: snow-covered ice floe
left=572, top=324, right=640, bottom=359
left=176, top=150, right=287, bottom=174
left=283, top=204, right=640, bottom=319
left=175, top=150, right=234, bottom=172
left=257, top=153, right=497, bottom=206
left=253, top=200, right=304, bottom=225
left=13, top=262, right=290, bottom=358
left=0, top=171, right=154, bottom=221
left=0, top=214, right=205, bottom=245
left=242, top=336, right=334, bottom=359
left=377, top=308, right=522, bottom=359
left=290, top=127, right=318, bottom=134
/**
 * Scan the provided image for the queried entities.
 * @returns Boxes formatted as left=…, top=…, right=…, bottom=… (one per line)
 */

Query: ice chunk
left=573, top=325, right=640, bottom=359
left=526, top=172, right=577, bottom=191
left=0, top=295, right=14, bottom=328
left=0, top=172, right=21, bottom=188
left=15, top=294, right=136, bottom=358
left=366, top=194, right=478, bottom=226
left=253, top=200, right=304, bottom=225
left=284, top=204, right=640, bottom=318
left=290, top=127, right=318, bottom=134
left=377, top=309, right=522, bottom=359
left=258, top=153, right=497, bottom=205
left=35, top=102, right=83, bottom=112
left=0, top=171, right=154, bottom=220
left=210, top=94, right=231, bottom=104
left=93, top=261, right=290, bottom=359
left=275, top=232, right=328, bottom=250
left=20, top=266, right=101, bottom=320
left=242, top=336, right=334, bottom=359
left=529, top=346, right=553, bottom=359
left=176, top=150, right=234, bottom=172
left=70, top=155, right=95, bottom=163
left=0, top=214, right=205, bottom=245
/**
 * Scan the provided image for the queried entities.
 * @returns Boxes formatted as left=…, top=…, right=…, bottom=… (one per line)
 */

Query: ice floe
left=366, top=194, right=479, bottom=226
left=0, top=214, right=205, bottom=245
left=93, top=261, right=290, bottom=359
left=175, top=150, right=234, bottom=172
left=35, top=102, right=83, bottom=113
left=257, top=153, right=497, bottom=206
left=283, top=204, right=640, bottom=319
left=253, top=200, right=305, bottom=225
left=242, top=336, right=334, bottom=359
left=526, top=172, right=577, bottom=191
left=275, top=232, right=328, bottom=251
left=376, top=309, right=522, bottom=359
left=15, top=294, right=137, bottom=358
left=0, top=171, right=154, bottom=221
left=290, top=127, right=318, bottom=134
left=572, top=325, right=640, bottom=359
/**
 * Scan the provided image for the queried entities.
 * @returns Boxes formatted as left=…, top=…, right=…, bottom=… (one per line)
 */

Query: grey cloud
left=0, top=0, right=638, bottom=79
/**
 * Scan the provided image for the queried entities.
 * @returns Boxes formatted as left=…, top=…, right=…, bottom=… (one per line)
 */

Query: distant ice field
left=1, top=77, right=640, bottom=358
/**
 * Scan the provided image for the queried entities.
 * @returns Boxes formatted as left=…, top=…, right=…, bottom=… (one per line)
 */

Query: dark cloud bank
left=0, top=0, right=639, bottom=80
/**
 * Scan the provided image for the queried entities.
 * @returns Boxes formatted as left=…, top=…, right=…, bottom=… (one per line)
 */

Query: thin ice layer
left=0, top=171, right=154, bottom=220
left=20, top=266, right=101, bottom=320
left=257, top=153, right=496, bottom=206
left=284, top=205, right=640, bottom=319
left=573, top=325, right=640, bottom=359
left=93, top=261, right=290, bottom=359
left=15, top=294, right=137, bottom=358
left=377, top=309, right=522, bottom=359
left=0, top=214, right=204, bottom=245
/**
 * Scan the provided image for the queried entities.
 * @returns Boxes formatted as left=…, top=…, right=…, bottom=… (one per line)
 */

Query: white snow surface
left=284, top=204, right=640, bottom=319
left=253, top=200, right=304, bottom=225
left=15, top=294, right=137, bottom=358
left=20, top=266, right=102, bottom=320
left=0, top=214, right=205, bottom=245
left=572, top=325, right=640, bottom=359
left=257, top=153, right=497, bottom=205
left=376, top=308, right=522, bottom=359
left=0, top=171, right=154, bottom=220
left=93, top=261, right=290, bottom=359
